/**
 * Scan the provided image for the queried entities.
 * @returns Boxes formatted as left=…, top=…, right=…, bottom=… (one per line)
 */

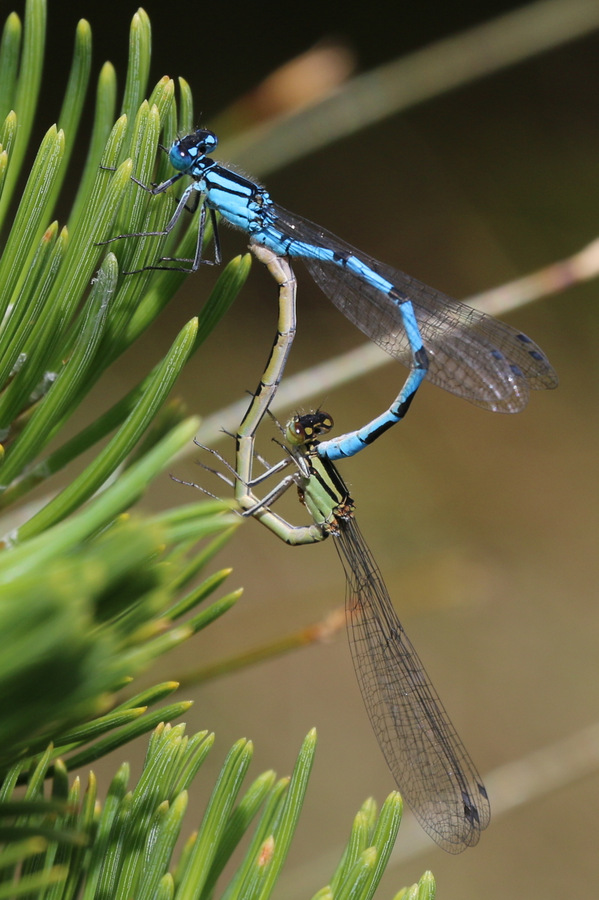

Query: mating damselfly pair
left=102, top=128, right=557, bottom=852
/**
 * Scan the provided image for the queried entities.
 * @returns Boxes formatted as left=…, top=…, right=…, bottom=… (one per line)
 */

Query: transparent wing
left=334, top=516, right=491, bottom=853
left=271, top=205, right=558, bottom=412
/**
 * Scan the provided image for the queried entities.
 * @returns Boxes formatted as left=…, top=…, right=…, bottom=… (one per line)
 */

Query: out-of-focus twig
left=213, top=42, right=355, bottom=133
left=222, top=0, right=599, bottom=176
left=175, top=606, right=346, bottom=688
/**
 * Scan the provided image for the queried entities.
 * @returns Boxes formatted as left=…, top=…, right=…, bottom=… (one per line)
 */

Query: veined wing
left=271, top=205, right=558, bottom=412
left=334, top=515, right=491, bottom=852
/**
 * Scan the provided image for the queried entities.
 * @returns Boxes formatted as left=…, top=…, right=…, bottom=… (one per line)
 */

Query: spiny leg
left=97, top=173, right=220, bottom=273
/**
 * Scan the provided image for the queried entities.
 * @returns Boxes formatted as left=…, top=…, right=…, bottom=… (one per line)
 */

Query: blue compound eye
left=169, top=141, right=192, bottom=171
left=197, top=129, right=218, bottom=154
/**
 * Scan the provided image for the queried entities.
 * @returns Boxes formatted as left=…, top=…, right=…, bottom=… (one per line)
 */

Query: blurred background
left=38, top=0, right=599, bottom=896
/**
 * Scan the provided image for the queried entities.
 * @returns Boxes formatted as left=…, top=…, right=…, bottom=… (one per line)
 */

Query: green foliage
left=0, top=1, right=435, bottom=895
left=0, top=729, right=428, bottom=900
left=0, top=0, right=244, bottom=783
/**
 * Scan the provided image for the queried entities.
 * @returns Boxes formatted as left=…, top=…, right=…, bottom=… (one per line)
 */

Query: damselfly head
left=169, top=129, right=218, bottom=172
left=286, top=412, right=334, bottom=445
